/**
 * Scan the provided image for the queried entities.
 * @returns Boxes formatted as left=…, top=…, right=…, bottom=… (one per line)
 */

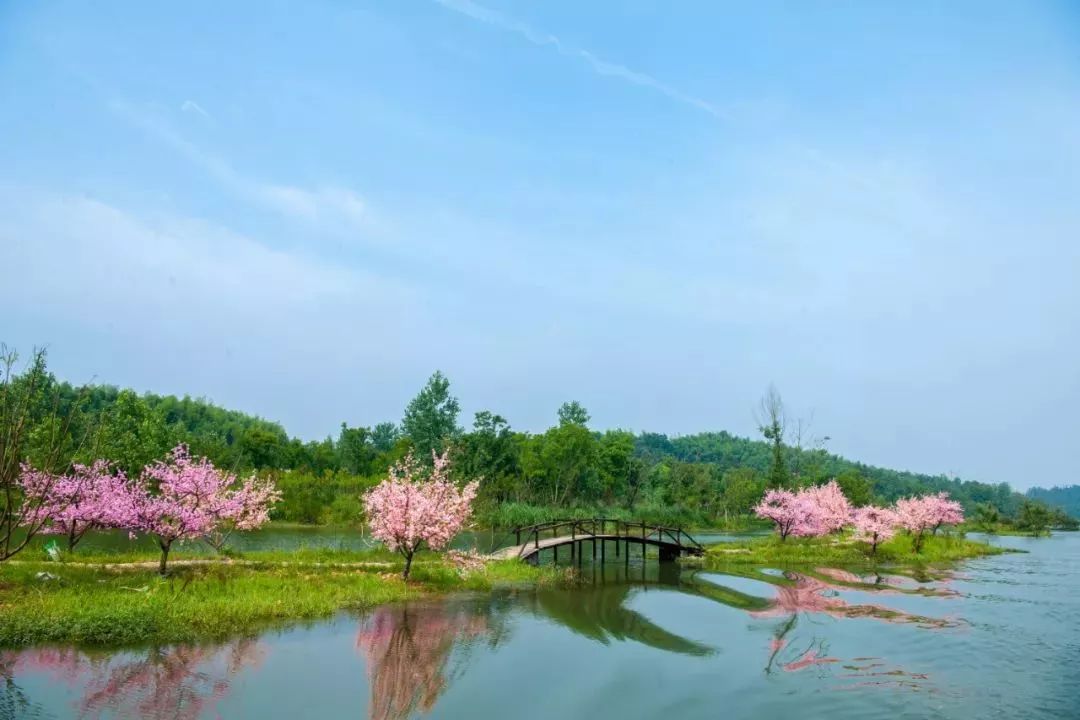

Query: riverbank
left=701, top=533, right=1010, bottom=566
left=0, top=551, right=563, bottom=647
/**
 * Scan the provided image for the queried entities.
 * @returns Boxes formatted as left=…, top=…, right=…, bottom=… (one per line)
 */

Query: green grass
left=702, top=532, right=1009, bottom=568
left=0, top=556, right=562, bottom=647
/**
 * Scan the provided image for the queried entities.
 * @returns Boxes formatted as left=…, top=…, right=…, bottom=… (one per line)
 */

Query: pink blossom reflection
left=355, top=602, right=492, bottom=720
left=1, top=638, right=265, bottom=719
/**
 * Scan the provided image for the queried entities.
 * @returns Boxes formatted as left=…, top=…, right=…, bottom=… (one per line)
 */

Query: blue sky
left=2, top=1, right=1079, bottom=489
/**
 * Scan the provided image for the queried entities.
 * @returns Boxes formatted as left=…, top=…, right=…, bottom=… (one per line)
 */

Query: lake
left=3, top=533, right=1076, bottom=719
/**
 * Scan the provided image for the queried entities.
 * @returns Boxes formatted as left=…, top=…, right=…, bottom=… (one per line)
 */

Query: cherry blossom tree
left=363, top=450, right=479, bottom=580
left=754, top=489, right=824, bottom=540
left=17, top=460, right=130, bottom=551
left=852, top=505, right=899, bottom=555
left=122, top=445, right=280, bottom=574
left=803, top=480, right=851, bottom=534
left=895, top=495, right=940, bottom=553
left=930, top=492, right=964, bottom=535
left=894, top=493, right=965, bottom=552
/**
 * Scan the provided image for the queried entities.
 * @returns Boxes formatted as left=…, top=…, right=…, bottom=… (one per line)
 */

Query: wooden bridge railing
left=509, top=518, right=703, bottom=559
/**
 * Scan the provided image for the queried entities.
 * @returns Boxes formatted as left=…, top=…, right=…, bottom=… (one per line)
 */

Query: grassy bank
left=0, top=553, right=562, bottom=647
left=702, top=532, right=1009, bottom=567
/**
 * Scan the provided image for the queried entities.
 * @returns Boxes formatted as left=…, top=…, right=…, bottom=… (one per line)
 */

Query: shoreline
left=0, top=533, right=1010, bottom=648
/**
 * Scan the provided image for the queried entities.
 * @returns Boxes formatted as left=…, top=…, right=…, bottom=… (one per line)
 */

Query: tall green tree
left=457, top=411, right=521, bottom=503
left=835, top=469, right=872, bottom=507
left=1016, top=500, right=1052, bottom=536
left=557, top=401, right=590, bottom=426
left=758, top=385, right=790, bottom=489
left=720, top=467, right=765, bottom=517
left=337, top=423, right=377, bottom=476
left=522, top=406, right=598, bottom=506
left=401, top=371, right=461, bottom=462
left=92, top=390, right=172, bottom=475
left=370, top=422, right=400, bottom=453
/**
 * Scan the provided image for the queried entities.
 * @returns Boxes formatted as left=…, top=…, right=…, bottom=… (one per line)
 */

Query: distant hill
left=636, top=431, right=1025, bottom=515
left=1026, top=486, right=1080, bottom=519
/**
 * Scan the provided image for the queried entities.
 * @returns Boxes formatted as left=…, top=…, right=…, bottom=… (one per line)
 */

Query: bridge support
left=658, top=545, right=679, bottom=562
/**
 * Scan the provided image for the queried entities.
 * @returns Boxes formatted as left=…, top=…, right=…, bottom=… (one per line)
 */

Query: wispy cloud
left=112, top=100, right=371, bottom=231
left=180, top=99, right=210, bottom=119
left=433, top=0, right=725, bottom=120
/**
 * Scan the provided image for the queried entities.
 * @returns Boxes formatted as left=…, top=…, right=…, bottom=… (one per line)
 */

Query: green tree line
left=4, top=352, right=1072, bottom=529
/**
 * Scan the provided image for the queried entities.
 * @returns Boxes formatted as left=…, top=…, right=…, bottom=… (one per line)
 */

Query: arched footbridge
left=492, top=519, right=704, bottom=564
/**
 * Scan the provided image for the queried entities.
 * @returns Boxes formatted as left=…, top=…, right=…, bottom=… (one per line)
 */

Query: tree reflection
left=0, top=638, right=264, bottom=719
left=755, top=569, right=957, bottom=678
left=355, top=601, right=497, bottom=720
left=525, top=584, right=715, bottom=656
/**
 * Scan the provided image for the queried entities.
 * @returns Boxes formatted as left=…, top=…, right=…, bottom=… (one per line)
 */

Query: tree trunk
left=402, top=551, right=414, bottom=581
left=68, top=526, right=77, bottom=553
left=159, top=540, right=171, bottom=575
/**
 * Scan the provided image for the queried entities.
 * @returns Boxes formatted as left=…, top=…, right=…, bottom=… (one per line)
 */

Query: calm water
left=3, top=534, right=1077, bottom=720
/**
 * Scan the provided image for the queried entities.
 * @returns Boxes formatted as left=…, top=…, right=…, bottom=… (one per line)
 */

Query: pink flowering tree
left=363, top=450, right=479, bottom=580
left=852, top=505, right=899, bottom=555
left=18, top=460, right=131, bottom=551
left=930, top=492, right=964, bottom=535
left=123, top=445, right=280, bottom=574
left=203, top=473, right=282, bottom=552
left=803, top=480, right=852, bottom=534
left=894, top=493, right=965, bottom=553
left=894, top=495, right=937, bottom=553
left=754, top=489, right=824, bottom=540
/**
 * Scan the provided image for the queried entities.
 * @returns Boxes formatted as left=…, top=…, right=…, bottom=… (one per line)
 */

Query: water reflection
left=355, top=601, right=502, bottom=720
left=0, top=563, right=969, bottom=719
left=0, top=639, right=264, bottom=719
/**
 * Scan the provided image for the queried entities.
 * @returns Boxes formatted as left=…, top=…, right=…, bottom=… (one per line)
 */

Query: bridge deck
left=493, top=533, right=702, bottom=560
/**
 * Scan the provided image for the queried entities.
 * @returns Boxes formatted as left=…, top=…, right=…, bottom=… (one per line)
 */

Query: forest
left=3, top=348, right=1074, bottom=529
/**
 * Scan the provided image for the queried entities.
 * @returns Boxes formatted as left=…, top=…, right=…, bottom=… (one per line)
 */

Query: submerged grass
left=0, top=556, right=563, bottom=647
left=702, top=532, right=1009, bottom=568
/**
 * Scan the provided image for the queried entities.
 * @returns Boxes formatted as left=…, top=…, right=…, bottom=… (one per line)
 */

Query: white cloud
left=180, top=100, right=210, bottom=119
left=111, top=100, right=373, bottom=234
left=433, top=0, right=725, bottom=120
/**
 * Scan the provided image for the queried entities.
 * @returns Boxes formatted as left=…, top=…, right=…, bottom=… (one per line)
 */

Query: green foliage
left=1015, top=500, right=1053, bottom=536
left=974, top=503, right=1002, bottom=532
left=835, top=469, right=872, bottom=507
left=401, top=371, right=461, bottom=461
left=1027, top=485, right=1080, bottom=522
left=557, top=401, right=590, bottom=426
left=5, top=355, right=1070, bottom=535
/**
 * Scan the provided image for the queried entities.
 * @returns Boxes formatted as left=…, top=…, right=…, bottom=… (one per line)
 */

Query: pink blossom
left=851, top=505, right=899, bottom=554
left=120, top=444, right=281, bottom=573
left=894, top=493, right=963, bottom=553
left=802, top=480, right=852, bottom=534
left=754, top=488, right=829, bottom=540
left=363, top=450, right=479, bottom=580
left=18, top=460, right=132, bottom=551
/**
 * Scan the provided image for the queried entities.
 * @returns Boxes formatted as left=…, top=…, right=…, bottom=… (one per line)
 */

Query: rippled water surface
left=3, top=534, right=1077, bottom=720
